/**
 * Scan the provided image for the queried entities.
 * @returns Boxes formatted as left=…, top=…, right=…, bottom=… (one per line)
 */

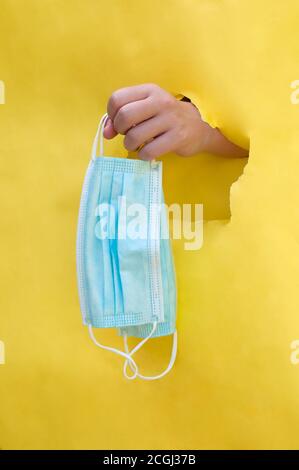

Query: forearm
left=182, top=98, right=248, bottom=158
left=198, top=113, right=249, bottom=157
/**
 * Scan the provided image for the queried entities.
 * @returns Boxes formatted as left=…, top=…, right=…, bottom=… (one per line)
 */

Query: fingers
left=123, top=114, right=169, bottom=152
left=113, top=96, right=159, bottom=135
left=107, top=83, right=157, bottom=120
left=138, top=129, right=176, bottom=161
left=104, top=83, right=176, bottom=155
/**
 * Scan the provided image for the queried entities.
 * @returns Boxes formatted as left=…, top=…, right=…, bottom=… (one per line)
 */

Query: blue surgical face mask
left=76, top=113, right=177, bottom=380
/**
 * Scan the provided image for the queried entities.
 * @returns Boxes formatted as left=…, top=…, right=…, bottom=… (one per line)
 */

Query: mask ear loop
left=123, top=325, right=178, bottom=381
left=93, top=112, right=157, bottom=164
left=88, top=325, right=139, bottom=379
left=91, top=112, right=109, bottom=160
left=122, top=321, right=157, bottom=380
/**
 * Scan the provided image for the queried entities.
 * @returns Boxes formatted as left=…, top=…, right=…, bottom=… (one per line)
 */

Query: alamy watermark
left=290, top=80, right=299, bottom=105
left=0, top=81, right=5, bottom=104
left=290, top=340, right=299, bottom=365
left=94, top=197, right=203, bottom=251
left=0, top=340, right=5, bottom=364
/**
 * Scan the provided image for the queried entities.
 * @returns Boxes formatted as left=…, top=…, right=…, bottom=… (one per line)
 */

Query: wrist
left=178, top=95, right=212, bottom=153
left=186, top=100, right=213, bottom=154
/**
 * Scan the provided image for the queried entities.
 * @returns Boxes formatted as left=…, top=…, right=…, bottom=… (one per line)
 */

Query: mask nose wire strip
left=91, top=112, right=109, bottom=160
left=88, top=325, right=139, bottom=379
left=123, top=325, right=178, bottom=381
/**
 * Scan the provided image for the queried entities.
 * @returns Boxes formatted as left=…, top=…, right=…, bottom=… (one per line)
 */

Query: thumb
left=103, top=117, right=118, bottom=139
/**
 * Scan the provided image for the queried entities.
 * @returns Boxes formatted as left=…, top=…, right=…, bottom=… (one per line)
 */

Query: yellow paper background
left=1, top=0, right=299, bottom=449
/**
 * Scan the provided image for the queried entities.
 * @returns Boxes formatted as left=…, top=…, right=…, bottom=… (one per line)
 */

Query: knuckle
left=176, top=147, right=189, bottom=157
left=139, top=146, right=154, bottom=160
left=124, top=132, right=138, bottom=151
left=117, top=106, right=128, bottom=122
left=161, top=93, right=174, bottom=109
left=147, top=82, right=160, bottom=92
left=108, top=91, right=119, bottom=115
left=114, top=107, right=129, bottom=133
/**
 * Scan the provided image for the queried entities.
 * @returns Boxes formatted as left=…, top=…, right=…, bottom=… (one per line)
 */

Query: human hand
left=103, top=83, right=210, bottom=160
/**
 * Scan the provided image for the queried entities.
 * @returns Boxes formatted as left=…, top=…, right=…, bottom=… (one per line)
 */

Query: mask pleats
left=109, top=169, right=125, bottom=320
left=117, top=171, right=151, bottom=325
left=97, top=168, right=115, bottom=322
